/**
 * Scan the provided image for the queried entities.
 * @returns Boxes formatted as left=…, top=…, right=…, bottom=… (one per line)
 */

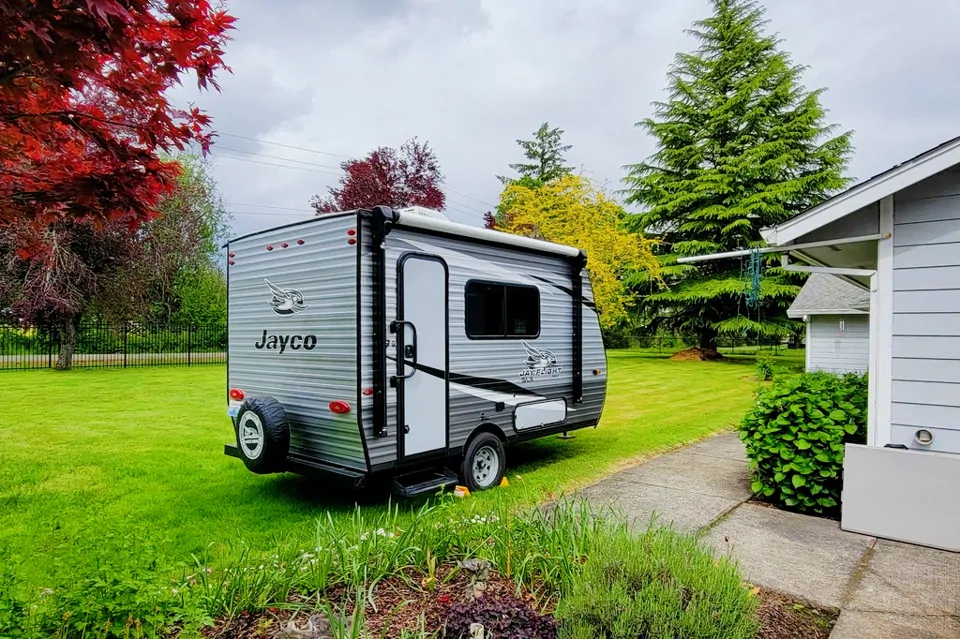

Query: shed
left=788, top=274, right=870, bottom=374
left=679, top=136, right=960, bottom=552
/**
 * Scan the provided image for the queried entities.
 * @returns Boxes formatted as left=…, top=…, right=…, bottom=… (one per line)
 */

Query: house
left=788, top=274, right=870, bottom=374
left=680, top=136, right=960, bottom=552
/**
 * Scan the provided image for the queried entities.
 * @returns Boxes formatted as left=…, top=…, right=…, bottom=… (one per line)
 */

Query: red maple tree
left=312, top=138, right=445, bottom=213
left=0, top=0, right=235, bottom=229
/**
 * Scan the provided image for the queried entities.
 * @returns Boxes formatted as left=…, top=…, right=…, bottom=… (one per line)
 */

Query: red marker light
left=228, top=260, right=235, bottom=266
left=229, top=388, right=245, bottom=401
left=266, top=245, right=274, bottom=251
left=228, top=253, right=235, bottom=258
left=347, top=229, right=356, bottom=236
left=362, top=388, right=374, bottom=396
left=281, top=242, right=288, bottom=248
left=347, top=238, right=356, bottom=245
left=328, top=400, right=351, bottom=414
left=297, top=239, right=305, bottom=245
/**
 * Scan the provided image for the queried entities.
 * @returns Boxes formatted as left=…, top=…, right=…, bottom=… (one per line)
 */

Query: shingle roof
left=787, top=274, right=870, bottom=318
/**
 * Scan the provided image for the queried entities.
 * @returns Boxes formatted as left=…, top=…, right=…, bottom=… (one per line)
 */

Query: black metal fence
left=0, top=321, right=226, bottom=370
left=608, top=333, right=802, bottom=354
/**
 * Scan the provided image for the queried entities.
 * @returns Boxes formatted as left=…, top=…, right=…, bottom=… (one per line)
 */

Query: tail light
left=328, top=400, right=351, bottom=414
left=229, top=388, right=245, bottom=401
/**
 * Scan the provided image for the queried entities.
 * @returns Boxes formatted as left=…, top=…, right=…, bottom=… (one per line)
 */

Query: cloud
left=175, top=0, right=960, bottom=237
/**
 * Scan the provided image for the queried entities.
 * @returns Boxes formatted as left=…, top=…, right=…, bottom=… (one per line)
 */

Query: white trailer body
left=224, top=206, right=607, bottom=494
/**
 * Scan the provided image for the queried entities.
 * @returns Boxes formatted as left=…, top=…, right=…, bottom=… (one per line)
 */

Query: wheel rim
left=472, top=445, right=500, bottom=488
left=238, top=412, right=264, bottom=460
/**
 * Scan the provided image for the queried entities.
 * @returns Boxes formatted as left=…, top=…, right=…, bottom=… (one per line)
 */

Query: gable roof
left=763, top=135, right=960, bottom=246
left=787, top=274, right=870, bottom=318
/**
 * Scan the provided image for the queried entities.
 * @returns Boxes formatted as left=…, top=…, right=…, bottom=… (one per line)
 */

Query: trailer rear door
left=396, top=254, right=449, bottom=457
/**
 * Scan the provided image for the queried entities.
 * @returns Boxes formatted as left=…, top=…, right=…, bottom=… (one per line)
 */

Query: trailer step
left=391, top=469, right=460, bottom=498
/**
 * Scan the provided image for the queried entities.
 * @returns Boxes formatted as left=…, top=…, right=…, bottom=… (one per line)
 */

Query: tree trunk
left=698, top=329, right=719, bottom=352
left=56, top=317, right=80, bottom=370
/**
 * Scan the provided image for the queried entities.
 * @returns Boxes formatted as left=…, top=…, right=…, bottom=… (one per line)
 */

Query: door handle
left=390, top=320, right=418, bottom=382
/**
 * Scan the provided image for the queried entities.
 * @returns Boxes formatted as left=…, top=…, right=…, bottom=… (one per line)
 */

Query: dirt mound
left=669, top=347, right=726, bottom=361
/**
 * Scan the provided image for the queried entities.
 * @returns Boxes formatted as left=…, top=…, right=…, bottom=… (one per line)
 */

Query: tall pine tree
left=499, top=122, right=574, bottom=185
left=622, top=0, right=852, bottom=355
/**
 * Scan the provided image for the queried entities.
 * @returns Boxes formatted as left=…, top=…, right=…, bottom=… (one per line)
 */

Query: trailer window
left=465, top=281, right=540, bottom=338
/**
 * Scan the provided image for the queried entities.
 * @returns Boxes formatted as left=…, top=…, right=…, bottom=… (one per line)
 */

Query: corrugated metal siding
left=227, top=214, right=366, bottom=470
left=359, top=226, right=606, bottom=467
left=891, top=169, right=960, bottom=454
left=806, top=314, right=869, bottom=374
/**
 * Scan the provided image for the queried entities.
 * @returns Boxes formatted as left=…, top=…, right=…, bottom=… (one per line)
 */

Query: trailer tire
left=234, top=396, right=289, bottom=474
left=460, top=432, right=506, bottom=491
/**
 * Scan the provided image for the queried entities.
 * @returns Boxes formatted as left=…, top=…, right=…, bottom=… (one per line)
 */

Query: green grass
left=0, top=350, right=783, bottom=590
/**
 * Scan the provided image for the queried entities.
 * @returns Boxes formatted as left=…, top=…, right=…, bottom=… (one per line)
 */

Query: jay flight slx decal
left=519, top=341, right=562, bottom=382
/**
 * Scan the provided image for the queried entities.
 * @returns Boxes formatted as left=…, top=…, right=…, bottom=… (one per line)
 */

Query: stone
left=830, top=610, right=960, bottom=639
left=846, top=539, right=960, bottom=617
left=703, top=503, right=875, bottom=609
left=581, top=477, right=741, bottom=534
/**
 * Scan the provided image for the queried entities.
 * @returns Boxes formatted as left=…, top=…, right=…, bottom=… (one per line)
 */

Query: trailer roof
left=227, top=208, right=583, bottom=258
left=393, top=209, right=582, bottom=258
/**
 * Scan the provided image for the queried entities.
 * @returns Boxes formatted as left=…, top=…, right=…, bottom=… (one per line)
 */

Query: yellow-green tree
left=498, top=174, right=659, bottom=329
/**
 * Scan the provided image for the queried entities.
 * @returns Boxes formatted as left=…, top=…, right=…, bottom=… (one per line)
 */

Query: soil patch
left=201, top=566, right=530, bottom=638
left=201, top=569, right=837, bottom=638
left=756, top=588, right=838, bottom=639
left=670, top=347, right=726, bottom=361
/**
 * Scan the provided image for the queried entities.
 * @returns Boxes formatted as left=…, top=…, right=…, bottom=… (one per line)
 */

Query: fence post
left=123, top=323, right=128, bottom=368
left=47, top=324, right=53, bottom=369
left=187, top=325, right=193, bottom=367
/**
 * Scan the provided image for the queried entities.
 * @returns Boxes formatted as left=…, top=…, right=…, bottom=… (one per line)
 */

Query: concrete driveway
left=580, top=432, right=960, bottom=638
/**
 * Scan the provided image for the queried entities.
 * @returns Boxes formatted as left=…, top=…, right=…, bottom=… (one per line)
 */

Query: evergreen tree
left=499, top=122, right=574, bottom=185
left=621, top=0, right=852, bottom=354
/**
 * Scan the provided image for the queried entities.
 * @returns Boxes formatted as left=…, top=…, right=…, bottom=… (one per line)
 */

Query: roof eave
left=762, top=136, right=960, bottom=246
left=789, top=308, right=870, bottom=318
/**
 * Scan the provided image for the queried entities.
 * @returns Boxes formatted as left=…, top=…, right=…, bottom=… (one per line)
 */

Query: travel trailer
left=223, top=205, right=607, bottom=496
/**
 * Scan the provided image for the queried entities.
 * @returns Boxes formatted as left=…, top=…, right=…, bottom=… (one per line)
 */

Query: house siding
left=891, top=166, right=960, bottom=454
left=806, top=314, right=870, bottom=374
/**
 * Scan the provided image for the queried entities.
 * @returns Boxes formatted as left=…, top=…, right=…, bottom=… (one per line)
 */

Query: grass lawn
left=1, top=350, right=794, bottom=589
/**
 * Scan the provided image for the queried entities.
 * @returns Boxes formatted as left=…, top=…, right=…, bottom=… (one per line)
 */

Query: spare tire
left=234, top=396, right=289, bottom=474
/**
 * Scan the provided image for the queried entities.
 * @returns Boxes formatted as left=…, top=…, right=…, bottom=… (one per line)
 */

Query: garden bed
left=201, top=569, right=837, bottom=638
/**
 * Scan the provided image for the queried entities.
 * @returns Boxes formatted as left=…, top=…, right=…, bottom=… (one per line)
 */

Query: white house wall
left=890, top=168, right=960, bottom=454
left=806, top=314, right=870, bottom=374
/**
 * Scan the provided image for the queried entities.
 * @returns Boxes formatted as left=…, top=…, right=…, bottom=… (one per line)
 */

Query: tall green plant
left=621, top=0, right=852, bottom=352
left=740, top=371, right=867, bottom=514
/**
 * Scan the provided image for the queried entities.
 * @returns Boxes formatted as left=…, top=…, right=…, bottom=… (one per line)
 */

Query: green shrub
left=740, top=371, right=868, bottom=514
left=755, top=354, right=775, bottom=381
left=555, top=526, right=758, bottom=639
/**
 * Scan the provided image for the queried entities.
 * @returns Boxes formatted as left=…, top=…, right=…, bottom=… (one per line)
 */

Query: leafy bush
left=740, top=371, right=868, bottom=514
left=755, top=353, right=775, bottom=381
left=555, top=527, right=758, bottom=639
left=442, top=597, right=556, bottom=638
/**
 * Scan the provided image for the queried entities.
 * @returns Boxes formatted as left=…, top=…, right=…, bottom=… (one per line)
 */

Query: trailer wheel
left=460, top=432, right=506, bottom=491
left=234, top=396, right=289, bottom=474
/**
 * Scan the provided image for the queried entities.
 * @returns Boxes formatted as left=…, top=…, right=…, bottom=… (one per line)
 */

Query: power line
left=214, top=153, right=342, bottom=176
left=217, top=132, right=352, bottom=159
left=217, top=131, right=494, bottom=212
left=443, top=186, right=496, bottom=209
left=215, top=146, right=343, bottom=171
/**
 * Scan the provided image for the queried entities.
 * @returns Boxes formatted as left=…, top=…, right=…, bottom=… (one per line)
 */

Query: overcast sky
left=172, top=0, right=960, bottom=237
